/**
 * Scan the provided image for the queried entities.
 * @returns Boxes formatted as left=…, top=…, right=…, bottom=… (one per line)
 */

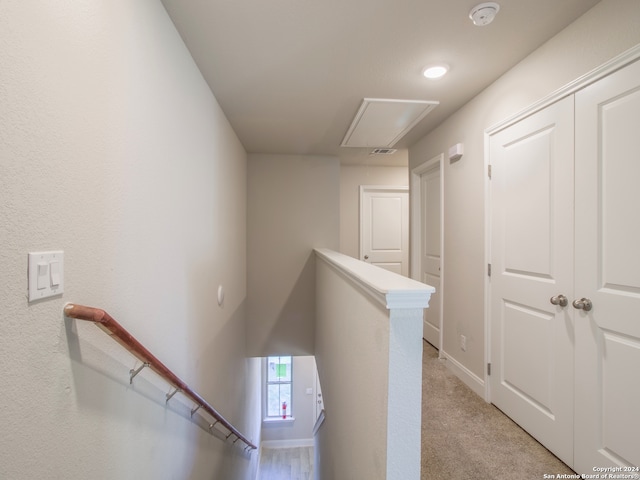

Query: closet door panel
left=574, top=58, right=640, bottom=474
left=489, top=95, right=575, bottom=467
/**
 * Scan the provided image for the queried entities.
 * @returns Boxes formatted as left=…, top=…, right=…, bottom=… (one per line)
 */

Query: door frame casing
left=410, top=154, right=444, bottom=351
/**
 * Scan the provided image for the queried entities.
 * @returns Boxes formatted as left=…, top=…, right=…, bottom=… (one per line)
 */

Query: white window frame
left=264, top=356, right=294, bottom=422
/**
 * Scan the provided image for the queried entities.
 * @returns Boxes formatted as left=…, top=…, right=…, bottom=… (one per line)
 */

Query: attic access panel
left=341, top=98, right=439, bottom=148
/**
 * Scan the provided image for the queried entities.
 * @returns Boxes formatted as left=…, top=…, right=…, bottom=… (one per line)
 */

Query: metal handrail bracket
left=63, top=303, right=257, bottom=450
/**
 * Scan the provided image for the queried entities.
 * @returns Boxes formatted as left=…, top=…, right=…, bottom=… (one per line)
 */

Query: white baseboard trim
left=440, top=349, right=486, bottom=399
left=423, top=322, right=440, bottom=349
left=261, top=438, right=314, bottom=449
left=255, top=447, right=262, bottom=480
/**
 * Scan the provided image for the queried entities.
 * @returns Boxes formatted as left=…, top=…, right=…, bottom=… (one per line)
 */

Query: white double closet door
left=489, top=59, right=640, bottom=473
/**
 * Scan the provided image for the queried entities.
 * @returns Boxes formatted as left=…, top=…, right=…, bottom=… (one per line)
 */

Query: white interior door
left=360, top=186, right=409, bottom=276
left=489, top=96, right=575, bottom=466
left=421, top=167, right=441, bottom=346
left=573, top=58, right=640, bottom=473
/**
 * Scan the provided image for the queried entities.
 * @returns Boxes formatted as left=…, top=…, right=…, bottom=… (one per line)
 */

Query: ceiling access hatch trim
left=341, top=98, right=439, bottom=148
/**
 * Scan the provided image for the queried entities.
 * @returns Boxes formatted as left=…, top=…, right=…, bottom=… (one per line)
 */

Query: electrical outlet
left=460, top=335, right=467, bottom=352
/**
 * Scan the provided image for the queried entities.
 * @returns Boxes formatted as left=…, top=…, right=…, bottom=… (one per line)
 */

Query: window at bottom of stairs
left=266, top=356, right=292, bottom=419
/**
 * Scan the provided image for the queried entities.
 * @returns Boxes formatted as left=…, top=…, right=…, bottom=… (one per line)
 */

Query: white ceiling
left=160, top=0, right=600, bottom=165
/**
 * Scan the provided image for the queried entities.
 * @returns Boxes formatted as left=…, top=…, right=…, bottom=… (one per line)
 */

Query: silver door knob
left=572, top=298, right=592, bottom=312
left=364, top=255, right=369, bottom=260
left=550, top=294, right=568, bottom=307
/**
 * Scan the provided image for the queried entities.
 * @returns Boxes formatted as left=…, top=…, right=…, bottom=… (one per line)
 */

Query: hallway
left=421, top=341, right=574, bottom=479
left=258, top=341, right=574, bottom=479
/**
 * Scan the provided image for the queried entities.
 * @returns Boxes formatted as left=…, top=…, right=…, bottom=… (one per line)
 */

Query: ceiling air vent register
left=370, top=148, right=397, bottom=155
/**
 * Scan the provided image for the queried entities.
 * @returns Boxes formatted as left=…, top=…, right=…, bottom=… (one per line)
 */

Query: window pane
left=267, top=356, right=292, bottom=382
left=267, top=357, right=278, bottom=383
left=267, top=383, right=293, bottom=417
left=266, top=356, right=293, bottom=418
left=267, top=384, right=281, bottom=417
left=280, top=384, right=291, bottom=416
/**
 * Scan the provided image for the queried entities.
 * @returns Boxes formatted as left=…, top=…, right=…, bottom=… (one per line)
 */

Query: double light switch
left=28, top=251, right=64, bottom=302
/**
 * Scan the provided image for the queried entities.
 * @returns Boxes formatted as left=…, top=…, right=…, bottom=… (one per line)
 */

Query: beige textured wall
left=409, top=0, right=640, bottom=382
left=339, top=164, right=409, bottom=259
left=314, top=256, right=390, bottom=480
left=0, top=1, right=260, bottom=478
left=246, top=154, right=340, bottom=357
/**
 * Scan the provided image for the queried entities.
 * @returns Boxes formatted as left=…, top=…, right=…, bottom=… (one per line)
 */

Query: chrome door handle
left=550, top=294, right=568, bottom=307
left=572, top=298, right=592, bottom=312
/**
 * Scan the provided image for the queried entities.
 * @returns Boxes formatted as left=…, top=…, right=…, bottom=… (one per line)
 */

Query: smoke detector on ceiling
left=469, top=2, right=500, bottom=26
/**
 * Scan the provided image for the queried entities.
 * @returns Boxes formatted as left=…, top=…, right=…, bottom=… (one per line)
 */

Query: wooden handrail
left=64, top=303, right=256, bottom=450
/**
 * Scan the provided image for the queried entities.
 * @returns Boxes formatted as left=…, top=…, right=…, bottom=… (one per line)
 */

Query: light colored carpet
left=421, top=341, right=576, bottom=479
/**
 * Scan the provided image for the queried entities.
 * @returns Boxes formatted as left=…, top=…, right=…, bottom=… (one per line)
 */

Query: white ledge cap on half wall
left=314, top=248, right=435, bottom=310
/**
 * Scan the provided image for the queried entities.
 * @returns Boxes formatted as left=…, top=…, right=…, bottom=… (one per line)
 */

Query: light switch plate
left=28, top=251, right=64, bottom=302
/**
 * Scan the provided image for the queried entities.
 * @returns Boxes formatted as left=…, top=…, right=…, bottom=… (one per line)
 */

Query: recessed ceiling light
left=422, top=64, right=449, bottom=79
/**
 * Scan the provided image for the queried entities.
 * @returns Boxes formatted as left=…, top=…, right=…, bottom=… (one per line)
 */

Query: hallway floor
left=258, top=446, right=313, bottom=480
left=257, top=341, right=574, bottom=479
left=421, top=341, right=575, bottom=479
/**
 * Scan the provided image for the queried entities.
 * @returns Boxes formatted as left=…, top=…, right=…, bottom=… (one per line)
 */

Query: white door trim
left=411, top=154, right=444, bottom=350
left=486, top=43, right=640, bottom=137
left=484, top=43, right=640, bottom=405
left=483, top=132, right=492, bottom=402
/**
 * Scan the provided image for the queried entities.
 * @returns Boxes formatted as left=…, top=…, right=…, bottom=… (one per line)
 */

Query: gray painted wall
left=339, top=164, right=409, bottom=259
left=314, top=256, right=390, bottom=480
left=0, top=1, right=260, bottom=479
left=247, top=154, right=340, bottom=357
left=409, top=0, right=640, bottom=383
